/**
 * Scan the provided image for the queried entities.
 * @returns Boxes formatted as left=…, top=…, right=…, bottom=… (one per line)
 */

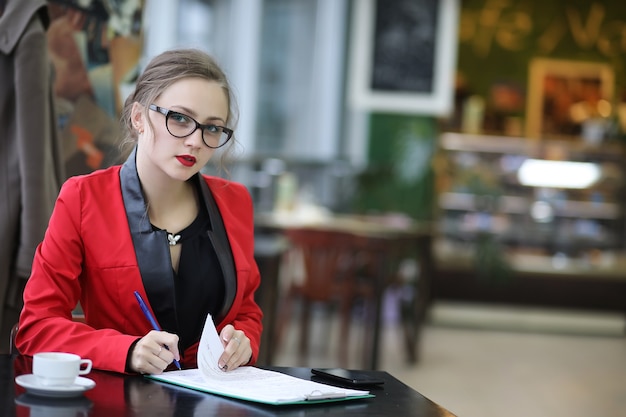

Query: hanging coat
left=0, top=0, right=64, bottom=344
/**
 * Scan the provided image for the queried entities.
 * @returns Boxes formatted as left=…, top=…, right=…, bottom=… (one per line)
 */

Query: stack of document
left=149, top=315, right=373, bottom=405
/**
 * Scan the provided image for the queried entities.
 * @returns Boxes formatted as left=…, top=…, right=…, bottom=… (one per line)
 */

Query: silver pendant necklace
left=167, top=232, right=181, bottom=246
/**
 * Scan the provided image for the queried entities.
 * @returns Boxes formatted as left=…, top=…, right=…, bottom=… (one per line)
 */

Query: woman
left=16, top=49, right=263, bottom=375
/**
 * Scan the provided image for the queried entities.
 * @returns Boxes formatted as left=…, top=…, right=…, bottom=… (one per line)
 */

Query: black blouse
left=152, top=197, right=226, bottom=352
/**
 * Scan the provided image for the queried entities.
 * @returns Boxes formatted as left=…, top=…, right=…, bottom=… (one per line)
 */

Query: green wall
left=352, top=115, right=437, bottom=221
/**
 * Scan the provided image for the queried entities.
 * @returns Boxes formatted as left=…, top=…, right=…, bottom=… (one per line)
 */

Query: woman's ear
left=131, top=102, right=144, bottom=133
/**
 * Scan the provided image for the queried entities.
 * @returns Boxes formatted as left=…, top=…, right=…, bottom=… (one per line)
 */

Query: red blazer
left=17, top=156, right=263, bottom=373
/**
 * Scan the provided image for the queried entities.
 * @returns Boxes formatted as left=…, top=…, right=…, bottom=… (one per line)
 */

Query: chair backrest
left=8, top=322, right=19, bottom=355
left=283, top=228, right=356, bottom=301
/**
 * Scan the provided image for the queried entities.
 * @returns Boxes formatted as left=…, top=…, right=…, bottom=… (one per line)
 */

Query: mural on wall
left=47, top=0, right=143, bottom=177
left=453, top=0, right=626, bottom=139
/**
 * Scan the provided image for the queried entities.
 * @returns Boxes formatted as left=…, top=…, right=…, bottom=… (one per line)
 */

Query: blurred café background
left=21, top=0, right=626, bottom=416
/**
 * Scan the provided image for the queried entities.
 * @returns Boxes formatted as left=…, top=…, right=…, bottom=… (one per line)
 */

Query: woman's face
left=134, top=77, right=229, bottom=182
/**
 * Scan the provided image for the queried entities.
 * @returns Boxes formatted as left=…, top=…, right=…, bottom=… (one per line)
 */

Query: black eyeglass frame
left=148, top=104, right=233, bottom=149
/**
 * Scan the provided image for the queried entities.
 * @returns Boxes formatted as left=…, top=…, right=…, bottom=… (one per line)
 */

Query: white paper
left=149, top=315, right=371, bottom=405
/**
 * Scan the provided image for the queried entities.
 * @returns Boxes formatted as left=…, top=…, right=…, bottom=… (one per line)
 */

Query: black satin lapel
left=120, top=147, right=178, bottom=333
left=197, top=176, right=237, bottom=321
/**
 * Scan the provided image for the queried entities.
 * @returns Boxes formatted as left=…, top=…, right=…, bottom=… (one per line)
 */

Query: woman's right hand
left=129, top=330, right=180, bottom=375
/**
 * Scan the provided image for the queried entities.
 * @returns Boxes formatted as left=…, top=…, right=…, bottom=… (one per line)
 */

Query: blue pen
left=134, top=291, right=182, bottom=370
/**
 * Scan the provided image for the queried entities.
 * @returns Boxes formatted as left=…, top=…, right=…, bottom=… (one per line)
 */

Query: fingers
left=130, top=330, right=180, bottom=375
left=218, top=326, right=252, bottom=372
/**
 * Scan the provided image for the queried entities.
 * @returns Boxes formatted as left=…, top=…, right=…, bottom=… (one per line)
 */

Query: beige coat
left=0, top=0, right=64, bottom=347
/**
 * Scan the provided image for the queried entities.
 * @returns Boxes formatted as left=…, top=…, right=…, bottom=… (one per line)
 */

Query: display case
left=432, top=132, right=626, bottom=311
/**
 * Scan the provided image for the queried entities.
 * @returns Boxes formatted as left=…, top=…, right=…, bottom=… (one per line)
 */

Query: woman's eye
left=205, top=125, right=221, bottom=134
left=170, top=113, right=191, bottom=124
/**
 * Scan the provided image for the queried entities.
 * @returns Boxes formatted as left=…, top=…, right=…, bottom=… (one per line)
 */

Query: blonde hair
left=119, top=48, right=239, bottom=165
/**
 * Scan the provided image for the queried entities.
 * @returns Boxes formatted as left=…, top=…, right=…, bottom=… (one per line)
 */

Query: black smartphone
left=311, top=368, right=385, bottom=387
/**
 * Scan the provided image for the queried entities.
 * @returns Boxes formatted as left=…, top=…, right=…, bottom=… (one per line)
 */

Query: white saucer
left=15, top=374, right=96, bottom=398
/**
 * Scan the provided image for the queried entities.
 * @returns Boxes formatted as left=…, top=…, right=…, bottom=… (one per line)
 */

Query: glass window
left=255, top=0, right=346, bottom=159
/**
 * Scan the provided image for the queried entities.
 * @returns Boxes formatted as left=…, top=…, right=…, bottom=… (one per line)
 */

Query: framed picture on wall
left=525, top=58, right=614, bottom=141
left=47, top=0, right=144, bottom=177
left=347, top=0, right=459, bottom=116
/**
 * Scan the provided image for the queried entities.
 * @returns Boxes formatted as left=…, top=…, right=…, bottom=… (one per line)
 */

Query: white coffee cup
left=32, top=352, right=92, bottom=387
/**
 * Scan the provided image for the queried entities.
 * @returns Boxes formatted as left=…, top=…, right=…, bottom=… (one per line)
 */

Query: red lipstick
left=176, top=155, right=196, bottom=167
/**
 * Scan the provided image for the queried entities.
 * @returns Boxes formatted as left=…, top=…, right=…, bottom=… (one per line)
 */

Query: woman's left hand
left=218, top=324, right=251, bottom=371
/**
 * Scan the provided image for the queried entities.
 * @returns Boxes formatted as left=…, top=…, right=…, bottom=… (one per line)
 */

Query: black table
left=0, top=355, right=456, bottom=416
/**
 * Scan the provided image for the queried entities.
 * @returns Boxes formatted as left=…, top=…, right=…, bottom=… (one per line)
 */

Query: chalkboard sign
left=349, top=0, right=459, bottom=116
left=371, top=0, right=438, bottom=94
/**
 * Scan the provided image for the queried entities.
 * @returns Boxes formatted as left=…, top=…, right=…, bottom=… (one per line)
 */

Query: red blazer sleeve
left=17, top=168, right=149, bottom=373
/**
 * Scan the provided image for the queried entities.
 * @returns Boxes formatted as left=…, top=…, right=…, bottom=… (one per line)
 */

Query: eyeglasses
left=149, top=104, right=233, bottom=149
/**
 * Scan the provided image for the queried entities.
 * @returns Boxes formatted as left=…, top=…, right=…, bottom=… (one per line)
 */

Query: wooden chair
left=274, top=228, right=375, bottom=367
left=349, top=233, right=430, bottom=368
